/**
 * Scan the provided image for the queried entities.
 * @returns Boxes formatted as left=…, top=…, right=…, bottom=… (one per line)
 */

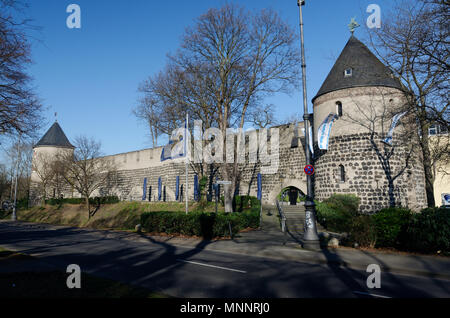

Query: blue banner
left=383, top=111, right=407, bottom=146
left=318, top=113, right=338, bottom=150
left=194, top=175, right=199, bottom=201
left=142, top=178, right=147, bottom=201
left=175, top=176, right=180, bottom=201
left=158, top=177, right=162, bottom=201
left=301, top=126, right=314, bottom=157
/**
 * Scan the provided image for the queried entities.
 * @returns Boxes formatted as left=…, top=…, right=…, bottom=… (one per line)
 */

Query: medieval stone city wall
left=30, top=84, right=429, bottom=212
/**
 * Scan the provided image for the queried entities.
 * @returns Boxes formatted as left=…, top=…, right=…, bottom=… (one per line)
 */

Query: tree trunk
left=85, top=196, right=91, bottom=219
left=388, top=178, right=396, bottom=207
left=40, top=188, right=46, bottom=207
left=419, top=127, right=435, bottom=207
left=224, top=185, right=233, bottom=213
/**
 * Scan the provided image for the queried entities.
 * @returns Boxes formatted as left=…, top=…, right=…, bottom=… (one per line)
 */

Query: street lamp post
left=297, top=0, right=320, bottom=250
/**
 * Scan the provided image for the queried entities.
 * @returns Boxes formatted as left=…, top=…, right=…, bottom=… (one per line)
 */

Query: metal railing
left=275, top=200, right=287, bottom=233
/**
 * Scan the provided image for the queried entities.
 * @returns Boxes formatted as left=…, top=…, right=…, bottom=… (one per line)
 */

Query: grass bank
left=0, top=200, right=228, bottom=231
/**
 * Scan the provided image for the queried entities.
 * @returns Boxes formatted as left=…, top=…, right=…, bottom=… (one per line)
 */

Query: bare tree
left=248, top=105, right=279, bottom=129
left=2, top=137, right=33, bottom=204
left=135, top=4, right=300, bottom=212
left=343, top=87, right=419, bottom=207
left=366, top=0, right=449, bottom=206
left=0, top=0, right=43, bottom=139
left=0, top=164, right=9, bottom=201
left=31, top=152, right=56, bottom=206
left=57, top=136, right=116, bottom=219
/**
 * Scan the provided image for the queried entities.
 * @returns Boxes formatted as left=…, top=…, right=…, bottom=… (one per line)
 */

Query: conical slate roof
left=312, top=35, right=403, bottom=103
left=34, top=122, right=74, bottom=148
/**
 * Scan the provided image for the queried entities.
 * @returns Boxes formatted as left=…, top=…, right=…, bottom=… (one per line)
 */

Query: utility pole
left=297, top=0, right=320, bottom=250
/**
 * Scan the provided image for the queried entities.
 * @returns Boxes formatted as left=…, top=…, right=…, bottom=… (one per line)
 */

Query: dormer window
left=344, top=68, right=353, bottom=77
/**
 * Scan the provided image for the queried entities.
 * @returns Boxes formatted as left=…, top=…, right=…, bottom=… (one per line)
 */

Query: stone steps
left=280, top=204, right=324, bottom=234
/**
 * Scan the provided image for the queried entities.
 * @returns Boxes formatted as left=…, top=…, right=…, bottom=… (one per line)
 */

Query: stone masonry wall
left=314, top=133, right=427, bottom=213
left=30, top=121, right=427, bottom=212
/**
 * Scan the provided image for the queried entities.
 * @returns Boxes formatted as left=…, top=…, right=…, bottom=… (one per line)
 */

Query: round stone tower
left=30, top=121, right=74, bottom=204
left=311, top=35, right=427, bottom=213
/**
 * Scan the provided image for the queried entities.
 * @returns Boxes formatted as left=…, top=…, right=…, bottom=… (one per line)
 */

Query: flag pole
left=185, top=113, right=189, bottom=214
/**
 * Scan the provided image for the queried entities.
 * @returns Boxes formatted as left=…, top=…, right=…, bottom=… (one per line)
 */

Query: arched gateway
left=278, top=186, right=306, bottom=205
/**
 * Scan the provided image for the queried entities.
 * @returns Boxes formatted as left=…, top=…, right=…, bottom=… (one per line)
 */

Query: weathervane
left=348, top=17, right=360, bottom=34
left=54, top=112, right=58, bottom=122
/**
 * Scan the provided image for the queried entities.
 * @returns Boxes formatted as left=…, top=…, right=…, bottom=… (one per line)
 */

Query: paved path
left=1, top=220, right=449, bottom=298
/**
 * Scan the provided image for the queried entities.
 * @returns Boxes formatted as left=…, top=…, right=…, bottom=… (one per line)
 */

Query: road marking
left=353, top=291, right=391, bottom=298
left=176, top=259, right=247, bottom=274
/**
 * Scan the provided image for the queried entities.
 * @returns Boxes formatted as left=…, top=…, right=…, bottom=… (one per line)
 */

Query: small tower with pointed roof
left=311, top=29, right=427, bottom=212
left=30, top=120, right=75, bottom=204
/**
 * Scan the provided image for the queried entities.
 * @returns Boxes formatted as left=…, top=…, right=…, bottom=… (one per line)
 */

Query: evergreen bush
left=371, top=207, right=412, bottom=248
left=46, top=196, right=120, bottom=206
left=404, top=207, right=450, bottom=254
left=315, top=194, right=360, bottom=233
left=140, top=210, right=259, bottom=239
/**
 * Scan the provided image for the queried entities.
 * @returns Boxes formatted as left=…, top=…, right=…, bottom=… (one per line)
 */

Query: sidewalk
left=125, top=229, right=450, bottom=281
left=98, top=207, right=450, bottom=281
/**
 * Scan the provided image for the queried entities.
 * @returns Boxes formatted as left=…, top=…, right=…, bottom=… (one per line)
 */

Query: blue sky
left=23, top=0, right=393, bottom=156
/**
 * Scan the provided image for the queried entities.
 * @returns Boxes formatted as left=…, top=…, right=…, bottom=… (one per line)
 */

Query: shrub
left=233, top=195, right=260, bottom=212
left=348, top=215, right=377, bottom=248
left=371, top=207, right=412, bottom=248
left=46, top=196, right=120, bottom=206
left=16, top=198, right=29, bottom=210
left=140, top=210, right=259, bottom=239
left=315, top=194, right=360, bottom=233
left=403, top=207, right=450, bottom=254
left=91, top=196, right=120, bottom=205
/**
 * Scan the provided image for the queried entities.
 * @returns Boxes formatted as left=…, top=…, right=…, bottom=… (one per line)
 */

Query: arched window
left=336, top=101, right=343, bottom=117
left=339, top=165, right=346, bottom=182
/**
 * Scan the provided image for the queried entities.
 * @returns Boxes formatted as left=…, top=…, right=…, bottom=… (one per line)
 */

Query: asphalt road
left=0, top=221, right=449, bottom=298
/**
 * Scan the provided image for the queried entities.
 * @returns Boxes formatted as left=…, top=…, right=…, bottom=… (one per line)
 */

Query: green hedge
left=371, top=207, right=412, bottom=248
left=140, top=210, right=260, bottom=239
left=348, top=214, right=377, bottom=248
left=341, top=206, right=449, bottom=254
left=315, top=194, right=360, bottom=233
left=46, top=196, right=120, bottom=206
left=315, top=194, right=450, bottom=254
left=233, top=195, right=261, bottom=212
left=403, top=207, right=450, bottom=253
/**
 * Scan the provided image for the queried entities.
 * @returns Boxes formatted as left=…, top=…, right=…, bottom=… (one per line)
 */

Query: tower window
left=339, top=165, right=346, bottom=182
left=336, top=101, right=343, bottom=117
left=344, top=68, right=353, bottom=77
left=429, top=124, right=448, bottom=136
left=429, top=125, right=437, bottom=135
